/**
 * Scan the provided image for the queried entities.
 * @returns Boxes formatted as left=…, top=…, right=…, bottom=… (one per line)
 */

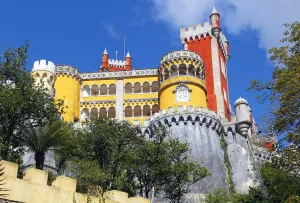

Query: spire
left=103, top=48, right=108, bottom=55
left=212, top=6, right=218, bottom=15
left=126, top=51, right=131, bottom=58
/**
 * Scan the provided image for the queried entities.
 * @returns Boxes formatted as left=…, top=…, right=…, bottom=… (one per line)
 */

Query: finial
left=126, top=51, right=131, bottom=58
left=212, top=6, right=218, bottom=15
left=103, top=48, right=108, bottom=55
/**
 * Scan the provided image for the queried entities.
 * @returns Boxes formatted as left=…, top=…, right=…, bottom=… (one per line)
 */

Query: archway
left=100, top=84, right=108, bottom=95
left=125, top=106, right=133, bottom=117
left=134, top=105, right=142, bottom=117
left=143, top=105, right=151, bottom=117
left=134, top=82, right=141, bottom=93
left=109, top=84, right=116, bottom=95
left=108, top=107, right=116, bottom=118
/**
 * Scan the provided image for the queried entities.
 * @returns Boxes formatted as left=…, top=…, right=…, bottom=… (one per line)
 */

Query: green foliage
left=47, top=171, right=58, bottom=186
left=160, top=134, right=210, bottom=203
left=64, top=117, right=141, bottom=194
left=19, top=120, right=73, bottom=170
left=205, top=188, right=230, bottom=203
left=64, top=118, right=209, bottom=202
left=73, top=193, right=77, bottom=203
left=260, top=162, right=300, bottom=202
left=220, top=138, right=236, bottom=194
left=206, top=187, right=267, bottom=203
left=0, top=42, right=65, bottom=162
left=285, top=195, right=300, bottom=203
left=0, top=161, right=8, bottom=197
left=249, top=22, right=300, bottom=171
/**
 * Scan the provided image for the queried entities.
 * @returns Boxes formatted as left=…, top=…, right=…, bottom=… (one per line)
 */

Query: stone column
left=116, top=80, right=124, bottom=120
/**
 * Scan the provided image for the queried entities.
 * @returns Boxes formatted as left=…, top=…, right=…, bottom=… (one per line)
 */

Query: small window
left=174, top=83, right=190, bottom=102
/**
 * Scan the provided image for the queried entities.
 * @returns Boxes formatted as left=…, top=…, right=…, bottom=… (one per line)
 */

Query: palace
left=31, top=7, right=232, bottom=127
left=29, top=7, right=266, bottom=202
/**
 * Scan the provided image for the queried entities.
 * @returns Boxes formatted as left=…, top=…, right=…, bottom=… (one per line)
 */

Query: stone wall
left=0, top=161, right=150, bottom=203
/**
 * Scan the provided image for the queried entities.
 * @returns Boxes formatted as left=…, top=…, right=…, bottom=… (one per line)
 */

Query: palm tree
left=0, top=161, right=8, bottom=197
left=20, top=120, right=72, bottom=170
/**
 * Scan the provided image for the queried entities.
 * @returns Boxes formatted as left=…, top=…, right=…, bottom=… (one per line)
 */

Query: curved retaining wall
left=149, top=109, right=227, bottom=202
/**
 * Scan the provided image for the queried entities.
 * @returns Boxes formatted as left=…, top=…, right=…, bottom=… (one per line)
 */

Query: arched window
left=134, top=105, right=142, bottom=117
left=143, top=105, right=151, bottom=117
left=81, top=108, right=90, bottom=120
left=91, top=85, right=99, bottom=96
left=152, top=81, right=159, bottom=92
left=188, top=65, right=195, bottom=76
left=179, top=64, right=187, bottom=75
left=125, top=106, right=132, bottom=117
left=99, top=107, right=107, bottom=117
left=174, top=83, right=190, bottom=102
left=100, top=84, right=107, bottom=95
left=164, top=69, right=169, bottom=80
left=42, top=73, right=47, bottom=84
left=90, top=107, right=98, bottom=119
left=49, top=75, right=54, bottom=85
left=109, top=84, right=116, bottom=95
left=134, top=82, right=141, bottom=93
left=196, top=69, right=201, bottom=79
left=171, top=65, right=178, bottom=77
left=125, top=83, right=132, bottom=94
left=152, top=104, right=159, bottom=115
left=82, top=85, right=90, bottom=97
left=108, top=107, right=116, bottom=118
left=143, top=82, right=150, bottom=93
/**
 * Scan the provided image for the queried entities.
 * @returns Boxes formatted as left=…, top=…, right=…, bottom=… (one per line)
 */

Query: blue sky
left=1, top=0, right=299, bottom=127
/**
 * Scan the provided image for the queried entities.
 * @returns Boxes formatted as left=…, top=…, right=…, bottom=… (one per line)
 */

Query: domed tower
left=31, top=59, right=56, bottom=97
left=158, top=50, right=207, bottom=111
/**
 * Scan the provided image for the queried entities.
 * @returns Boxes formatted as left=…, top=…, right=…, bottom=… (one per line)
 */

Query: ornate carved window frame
left=173, top=83, right=192, bottom=102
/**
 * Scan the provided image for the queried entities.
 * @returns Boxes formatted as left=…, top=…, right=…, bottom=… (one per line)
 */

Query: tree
left=66, top=117, right=141, bottom=194
left=0, top=42, right=65, bottom=162
left=20, top=120, right=73, bottom=170
left=249, top=22, right=300, bottom=171
left=260, top=162, right=300, bottom=202
left=0, top=161, right=8, bottom=197
left=65, top=118, right=209, bottom=202
left=130, top=127, right=209, bottom=202
left=163, top=139, right=210, bottom=203
left=205, top=187, right=268, bottom=203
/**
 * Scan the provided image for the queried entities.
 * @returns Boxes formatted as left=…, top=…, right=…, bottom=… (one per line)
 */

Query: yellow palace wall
left=79, top=75, right=159, bottom=124
left=159, top=76, right=207, bottom=111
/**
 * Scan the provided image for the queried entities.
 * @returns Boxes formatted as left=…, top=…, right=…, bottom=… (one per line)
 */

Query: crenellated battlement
left=108, top=59, right=125, bottom=67
left=180, top=21, right=212, bottom=44
left=32, top=59, right=56, bottom=74
left=0, top=160, right=150, bottom=203
left=55, top=64, right=82, bottom=80
left=143, top=106, right=223, bottom=134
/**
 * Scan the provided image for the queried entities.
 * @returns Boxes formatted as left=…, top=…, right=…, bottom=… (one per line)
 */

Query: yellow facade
left=31, top=50, right=207, bottom=125
left=159, top=76, right=207, bottom=111
left=54, top=74, right=81, bottom=122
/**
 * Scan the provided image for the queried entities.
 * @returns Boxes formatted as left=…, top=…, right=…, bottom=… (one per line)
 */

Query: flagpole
left=124, top=35, right=126, bottom=59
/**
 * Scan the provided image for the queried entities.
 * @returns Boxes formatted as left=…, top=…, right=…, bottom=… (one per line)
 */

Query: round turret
left=210, top=7, right=221, bottom=38
left=158, top=50, right=207, bottom=111
left=234, top=97, right=252, bottom=136
left=31, top=59, right=56, bottom=96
